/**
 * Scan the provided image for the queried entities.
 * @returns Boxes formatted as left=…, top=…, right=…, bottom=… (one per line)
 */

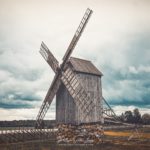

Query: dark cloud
left=14, top=94, right=41, bottom=101
left=0, top=91, right=41, bottom=109
left=100, top=32, right=150, bottom=109
left=0, top=102, right=32, bottom=109
left=108, top=99, right=150, bottom=108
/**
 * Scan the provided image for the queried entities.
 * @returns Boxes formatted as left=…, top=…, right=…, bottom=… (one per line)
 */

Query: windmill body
left=56, top=57, right=103, bottom=124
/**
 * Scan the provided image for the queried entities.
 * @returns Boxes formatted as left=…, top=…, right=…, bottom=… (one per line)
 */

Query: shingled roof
left=68, top=57, right=103, bottom=76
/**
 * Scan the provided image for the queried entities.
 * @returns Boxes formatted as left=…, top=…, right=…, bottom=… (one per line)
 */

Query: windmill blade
left=62, top=8, right=93, bottom=65
left=40, top=41, right=59, bottom=73
left=61, top=67, right=95, bottom=121
left=36, top=73, right=61, bottom=128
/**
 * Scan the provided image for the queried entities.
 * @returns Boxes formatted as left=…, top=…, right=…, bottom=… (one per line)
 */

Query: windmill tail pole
left=103, top=97, right=118, bottom=119
left=103, top=97, right=138, bottom=127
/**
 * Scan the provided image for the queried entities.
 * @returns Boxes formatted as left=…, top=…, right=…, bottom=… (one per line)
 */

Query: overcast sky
left=0, top=0, right=150, bottom=120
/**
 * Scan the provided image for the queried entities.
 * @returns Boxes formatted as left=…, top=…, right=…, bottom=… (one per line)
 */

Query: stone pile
left=56, top=124, right=104, bottom=144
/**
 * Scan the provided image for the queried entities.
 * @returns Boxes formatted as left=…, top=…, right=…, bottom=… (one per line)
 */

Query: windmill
left=36, top=8, right=104, bottom=128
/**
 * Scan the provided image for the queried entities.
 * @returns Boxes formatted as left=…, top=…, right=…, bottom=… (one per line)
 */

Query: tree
left=124, top=111, right=133, bottom=123
left=119, top=113, right=125, bottom=122
left=133, top=108, right=141, bottom=124
left=142, top=113, right=150, bottom=124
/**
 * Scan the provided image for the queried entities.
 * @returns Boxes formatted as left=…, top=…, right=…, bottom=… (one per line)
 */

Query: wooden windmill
left=36, top=8, right=104, bottom=128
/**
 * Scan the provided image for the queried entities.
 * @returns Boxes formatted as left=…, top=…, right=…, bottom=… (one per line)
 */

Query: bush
left=142, top=113, right=150, bottom=125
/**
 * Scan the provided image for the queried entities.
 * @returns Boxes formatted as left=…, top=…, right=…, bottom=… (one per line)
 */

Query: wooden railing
left=0, top=128, right=56, bottom=144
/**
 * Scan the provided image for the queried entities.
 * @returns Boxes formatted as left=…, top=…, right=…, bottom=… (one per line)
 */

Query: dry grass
left=102, top=127, right=150, bottom=150
left=104, top=131, right=150, bottom=139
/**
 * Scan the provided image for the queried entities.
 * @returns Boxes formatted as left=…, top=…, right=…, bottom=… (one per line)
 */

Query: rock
left=56, top=123, right=104, bottom=144
left=84, top=139, right=94, bottom=144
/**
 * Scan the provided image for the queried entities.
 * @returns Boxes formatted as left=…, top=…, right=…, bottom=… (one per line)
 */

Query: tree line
left=0, top=120, right=56, bottom=128
left=119, top=108, right=150, bottom=124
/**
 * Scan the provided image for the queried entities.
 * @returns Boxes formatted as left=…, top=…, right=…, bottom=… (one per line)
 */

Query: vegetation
left=0, top=120, right=56, bottom=128
left=119, top=108, right=150, bottom=124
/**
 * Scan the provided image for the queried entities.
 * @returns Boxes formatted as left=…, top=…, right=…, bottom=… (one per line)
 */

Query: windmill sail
left=40, top=41, right=59, bottom=73
left=36, top=74, right=61, bottom=127
left=62, top=8, right=93, bottom=64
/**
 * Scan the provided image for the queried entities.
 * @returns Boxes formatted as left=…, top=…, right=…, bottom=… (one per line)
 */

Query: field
left=0, top=126, right=149, bottom=150
left=102, top=127, right=150, bottom=150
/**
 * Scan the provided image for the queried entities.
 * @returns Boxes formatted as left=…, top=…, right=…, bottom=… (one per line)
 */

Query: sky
left=0, top=0, right=150, bottom=120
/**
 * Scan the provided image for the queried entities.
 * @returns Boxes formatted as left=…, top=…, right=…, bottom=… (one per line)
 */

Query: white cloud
left=129, top=65, right=150, bottom=74
left=112, top=105, right=150, bottom=115
left=0, top=107, right=55, bottom=121
left=0, top=70, right=12, bottom=82
left=129, top=66, right=138, bottom=74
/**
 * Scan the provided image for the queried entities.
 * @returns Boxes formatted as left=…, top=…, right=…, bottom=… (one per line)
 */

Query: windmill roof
left=69, top=57, right=103, bottom=76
